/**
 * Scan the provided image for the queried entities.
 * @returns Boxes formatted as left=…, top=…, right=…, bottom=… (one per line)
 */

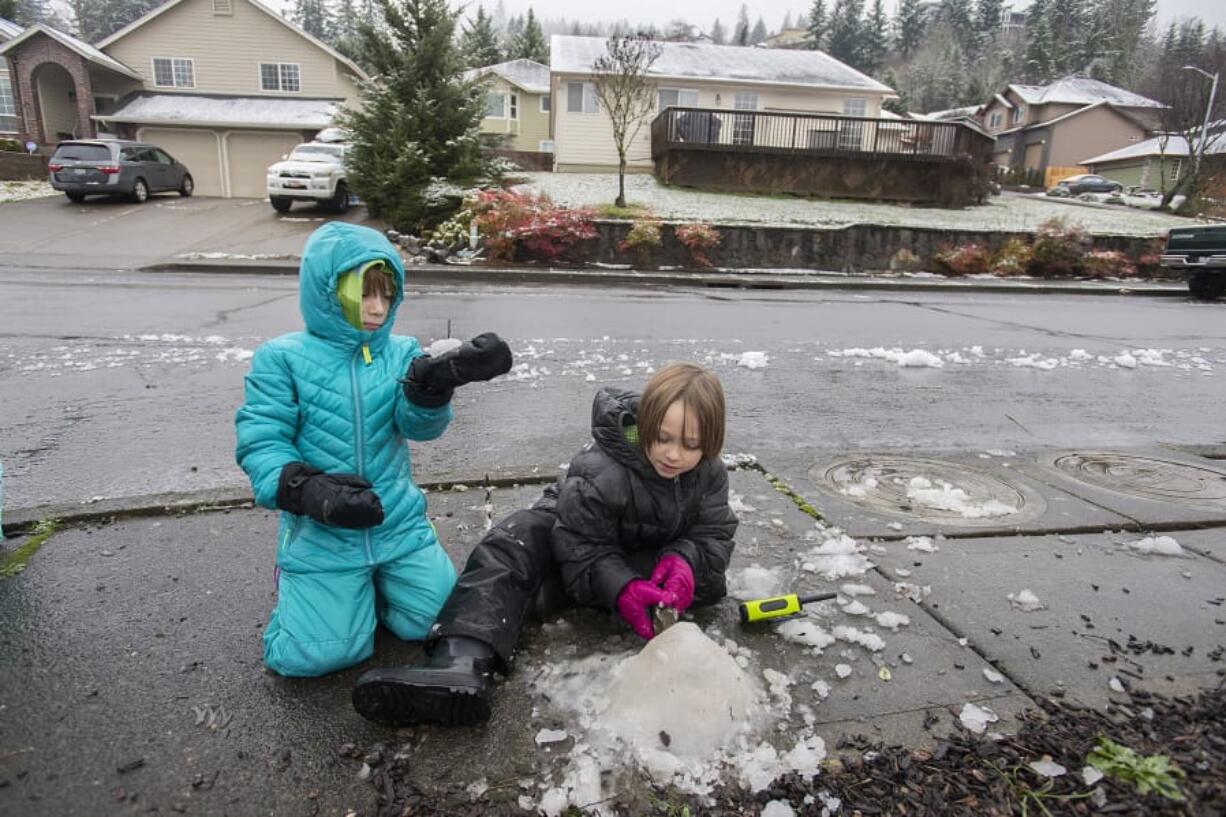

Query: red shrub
left=929, top=243, right=992, bottom=276
left=673, top=223, right=722, bottom=268
left=470, top=189, right=597, bottom=263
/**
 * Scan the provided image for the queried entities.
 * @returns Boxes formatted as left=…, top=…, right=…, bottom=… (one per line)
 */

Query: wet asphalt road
left=2, top=267, right=1225, bottom=513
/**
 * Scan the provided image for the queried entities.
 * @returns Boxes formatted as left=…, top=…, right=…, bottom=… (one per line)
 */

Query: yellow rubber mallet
left=738, top=591, right=837, bottom=624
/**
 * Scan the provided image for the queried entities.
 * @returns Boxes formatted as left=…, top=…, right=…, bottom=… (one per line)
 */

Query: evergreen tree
left=0, top=0, right=17, bottom=19
left=806, top=0, right=828, bottom=50
left=710, top=17, right=726, bottom=44
left=863, top=0, right=888, bottom=73
left=1088, top=0, right=1154, bottom=87
left=461, top=4, right=503, bottom=67
left=734, top=4, right=750, bottom=45
left=750, top=15, right=768, bottom=44
left=1023, top=0, right=1055, bottom=81
left=1046, top=0, right=1091, bottom=76
left=974, top=0, right=1005, bottom=55
left=939, top=0, right=976, bottom=58
left=826, top=0, right=865, bottom=70
left=291, top=0, right=332, bottom=41
left=509, top=7, right=548, bottom=63
left=331, top=0, right=363, bottom=58
left=339, top=0, right=486, bottom=231
left=782, top=11, right=793, bottom=30
left=70, top=0, right=161, bottom=42
left=895, top=0, right=927, bottom=58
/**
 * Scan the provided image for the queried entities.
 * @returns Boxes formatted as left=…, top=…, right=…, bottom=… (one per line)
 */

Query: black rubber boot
left=351, top=637, right=497, bottom=727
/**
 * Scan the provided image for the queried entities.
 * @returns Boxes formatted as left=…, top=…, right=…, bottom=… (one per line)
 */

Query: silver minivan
left=48, top=139, right=194, bottom=203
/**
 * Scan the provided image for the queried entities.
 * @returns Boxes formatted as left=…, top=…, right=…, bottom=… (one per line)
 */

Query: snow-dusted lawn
left=523, top=173, right=1199, bottom=237
left=0, top=180, right=57, bottom=204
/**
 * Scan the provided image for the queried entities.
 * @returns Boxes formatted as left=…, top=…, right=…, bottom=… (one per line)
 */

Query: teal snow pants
left=263, top=515, right=457, bottom=677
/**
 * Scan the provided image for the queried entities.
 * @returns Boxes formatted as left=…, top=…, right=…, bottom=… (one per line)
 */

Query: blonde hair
left=637, top=363, right=726, bottom=460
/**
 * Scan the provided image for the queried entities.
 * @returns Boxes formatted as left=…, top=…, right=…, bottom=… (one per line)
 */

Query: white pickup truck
left=266, top=141, right=350, bottom=213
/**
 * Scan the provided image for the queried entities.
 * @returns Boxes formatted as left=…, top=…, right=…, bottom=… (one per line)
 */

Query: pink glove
left=616, top=579, right=675, bottom=640
left=650, top=554, right=695, bottom=612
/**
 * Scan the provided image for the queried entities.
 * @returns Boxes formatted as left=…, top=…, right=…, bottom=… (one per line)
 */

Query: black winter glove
left=276, top=462, right=384, bottom=529
left=402, top=332, right=513, bottom=408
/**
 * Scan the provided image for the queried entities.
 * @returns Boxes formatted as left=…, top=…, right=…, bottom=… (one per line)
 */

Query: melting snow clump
left=959, top=702, right=999, bottom=734
left=738, top=351, right=770, bottom=369
left=1129, top=535, right=1184, bottom=556
left=801, top=533, right=875, bottom=580
left=775, top=619, right=836, bottom=652
left=906, top=477, right=1017, bottom=518
left=1007, top=589, right=1045, bottom=612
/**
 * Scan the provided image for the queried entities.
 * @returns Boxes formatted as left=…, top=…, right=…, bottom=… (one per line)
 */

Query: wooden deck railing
left=650, top=107, right=992, bottom=163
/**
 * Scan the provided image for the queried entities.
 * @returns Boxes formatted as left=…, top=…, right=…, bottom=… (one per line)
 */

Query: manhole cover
left=1051, top=452, right=1226, bottom=509
left=811, top=455, right=1046, bottom=526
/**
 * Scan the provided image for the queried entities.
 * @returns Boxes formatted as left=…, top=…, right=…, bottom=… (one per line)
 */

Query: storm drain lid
left=812, top=455, right=1046, bottom=526
left=1052, top=452, right=1226, bottom=509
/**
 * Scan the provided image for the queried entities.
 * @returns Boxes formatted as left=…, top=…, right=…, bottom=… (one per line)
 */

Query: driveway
left=0, top=195, right=380, bottom=272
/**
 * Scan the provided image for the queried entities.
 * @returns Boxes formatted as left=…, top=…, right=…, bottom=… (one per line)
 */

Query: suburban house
left=977, top=76, right=1164, bottom=185
left=465, top=58, right=552, bottom=158
left=548, top=34, right=896, bottom=173
left=1, top=17, right=23, bottom=137
left=1081, top=121, right=1226, bottom=191
left=0, top=0, right=366, bottom=197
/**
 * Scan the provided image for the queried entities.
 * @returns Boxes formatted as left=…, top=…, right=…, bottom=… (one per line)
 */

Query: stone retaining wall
left=590, top=220, right=1164, bottom=273
left=0, top=151, right=49, bottom=181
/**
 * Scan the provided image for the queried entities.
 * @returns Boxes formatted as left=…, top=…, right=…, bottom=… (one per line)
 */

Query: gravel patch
left=523, top=173, right=1200, bottom=237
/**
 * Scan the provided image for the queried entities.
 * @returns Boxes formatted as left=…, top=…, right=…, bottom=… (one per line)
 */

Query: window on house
left=1011, top=104, right=1025, bottom=124
left=261, top=63, right=301, bottom=93
left=509, top=93, right=518, bottom=119
left=566, top=81, right=599, bottom=114
left=842, top=97, right=867, bottom=117
left=988, top=111, right=1002, bottom=129
left=539, top=140, right=555, bottom=153
left=153, top=58, right=195, bottom=88
left=213, top=0, right=232, bottom=14
left=485, top=91, right=506, bottom=118
left=732, top=91, right=759, bottom=145
left=658, top=88, right=699, bottom=110
left=540, top=95, right=550, bottom=113
left=0, top=73, right=17, bottom=133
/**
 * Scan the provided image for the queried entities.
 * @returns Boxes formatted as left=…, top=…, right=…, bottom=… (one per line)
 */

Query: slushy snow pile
left=959, top=702, right=999, bottom=734
left=801, top=531, right=875, bottom=580
left=529, top=623, right=831, bottom=816
left=1007, top=589, right=1046, bottom=612
left=906, top=477, right=1017, bottom=518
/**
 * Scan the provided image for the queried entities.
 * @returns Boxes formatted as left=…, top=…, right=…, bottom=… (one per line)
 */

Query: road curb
left=139, top=260, right=1190, bottom=297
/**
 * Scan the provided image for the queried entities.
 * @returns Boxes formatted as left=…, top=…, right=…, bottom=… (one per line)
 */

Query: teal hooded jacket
left=235, top=222, right=451, bottom=566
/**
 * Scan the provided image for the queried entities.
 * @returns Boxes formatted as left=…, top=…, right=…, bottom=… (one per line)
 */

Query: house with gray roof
left=464, top=58, right=552, bottom=157
left=977, top=76, right=1165, bottom=183
left=548, top=34, right=895, bottom=172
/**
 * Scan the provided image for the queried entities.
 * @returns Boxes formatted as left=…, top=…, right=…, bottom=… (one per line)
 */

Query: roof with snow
left=96, top=0, right=367, bottom=81
left=0, top=16, right=23, bottom=40
left=0, top=23, right=142, bottom=80
left=93, top=93, right=342, bottom=129
left=923, top=104, right=983, bottom=121
left=1007, top=77, right=1163, bottom=109
left=1082, top=124, right=1226, bottom=164
left=464, top=59, right=550, bottom=94
left=550, top=35, right=893, bottom=93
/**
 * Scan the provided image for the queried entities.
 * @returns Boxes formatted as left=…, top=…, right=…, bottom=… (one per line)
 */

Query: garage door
left=226, top=131, right=303, bottom=199
left=138, top=128, right=224, bottom=196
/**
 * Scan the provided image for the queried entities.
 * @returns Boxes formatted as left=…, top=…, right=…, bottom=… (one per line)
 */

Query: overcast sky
left=483, top=0, right=1225, bottom=32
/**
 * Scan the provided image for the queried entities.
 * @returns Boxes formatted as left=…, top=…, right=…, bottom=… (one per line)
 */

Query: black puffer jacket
left=537, top=387, right=738, bottom=611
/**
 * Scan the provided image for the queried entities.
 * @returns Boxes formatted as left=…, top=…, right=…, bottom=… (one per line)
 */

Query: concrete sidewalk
left=2, top=446, right=1224, bottom=816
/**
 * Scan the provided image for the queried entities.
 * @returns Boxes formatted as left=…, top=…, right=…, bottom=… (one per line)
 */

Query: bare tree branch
left=591, top=35, right=664, bottom=208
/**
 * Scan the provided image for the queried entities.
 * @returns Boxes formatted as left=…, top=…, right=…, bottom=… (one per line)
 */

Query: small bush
left=0, top=138, right=24, bottom=153
left=673, top=223, right=722, bottom=268
left=1135, top=252, right=1163, bottom=277
left=889, top=248, right=923, bottom=272
left=425, top=203, right=475, bottom=249
left=929, top=243, right=992, bottom=276
left=1082, top=250, right=1137, bottom=278
left=1028, top=217, right=1090, bottom=277
left=619, top=219, right=663, bottom=267
left=991, top=238, right=1033, bottom=277
left=469, top=189, right=597, bottom=263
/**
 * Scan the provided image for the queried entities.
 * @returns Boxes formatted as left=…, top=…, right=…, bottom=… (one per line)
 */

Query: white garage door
left=138, top=128, right=224, bottom=196
left=226, top=131, right=303, bottom=199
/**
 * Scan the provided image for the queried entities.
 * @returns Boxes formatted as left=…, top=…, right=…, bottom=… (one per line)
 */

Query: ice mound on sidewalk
left=604, top=623, right=758, bottom=762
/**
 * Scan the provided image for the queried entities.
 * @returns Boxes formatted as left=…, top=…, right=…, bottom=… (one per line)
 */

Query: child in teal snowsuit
left=235, top=222, right=511, bottom=677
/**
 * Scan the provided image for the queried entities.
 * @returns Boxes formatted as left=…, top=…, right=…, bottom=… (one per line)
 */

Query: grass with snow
left=522, top=173, right=1200, bottom=237
left=0, top=180, right=56, bottom=205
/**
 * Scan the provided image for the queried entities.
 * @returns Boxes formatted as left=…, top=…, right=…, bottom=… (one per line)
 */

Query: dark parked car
left=1161, top=223, right=1226, bottom=299
left=48, top=139, right=194, bottom=203
left=1046, top=173, right=1123, bottom=196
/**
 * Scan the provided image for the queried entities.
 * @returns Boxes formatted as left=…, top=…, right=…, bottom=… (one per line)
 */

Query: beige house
left=977, top=77, right=1163, bottom=182
left=0, top=0, right=366, bottom=197
left=549, top=35, right=894, bottom=172
left=94, top=0, right=366, bottom=196
left=466, top=58, right=552, bottom=155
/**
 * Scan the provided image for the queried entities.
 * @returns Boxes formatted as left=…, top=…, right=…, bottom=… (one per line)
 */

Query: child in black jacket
left=353, top=362, right=738, bottom=727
